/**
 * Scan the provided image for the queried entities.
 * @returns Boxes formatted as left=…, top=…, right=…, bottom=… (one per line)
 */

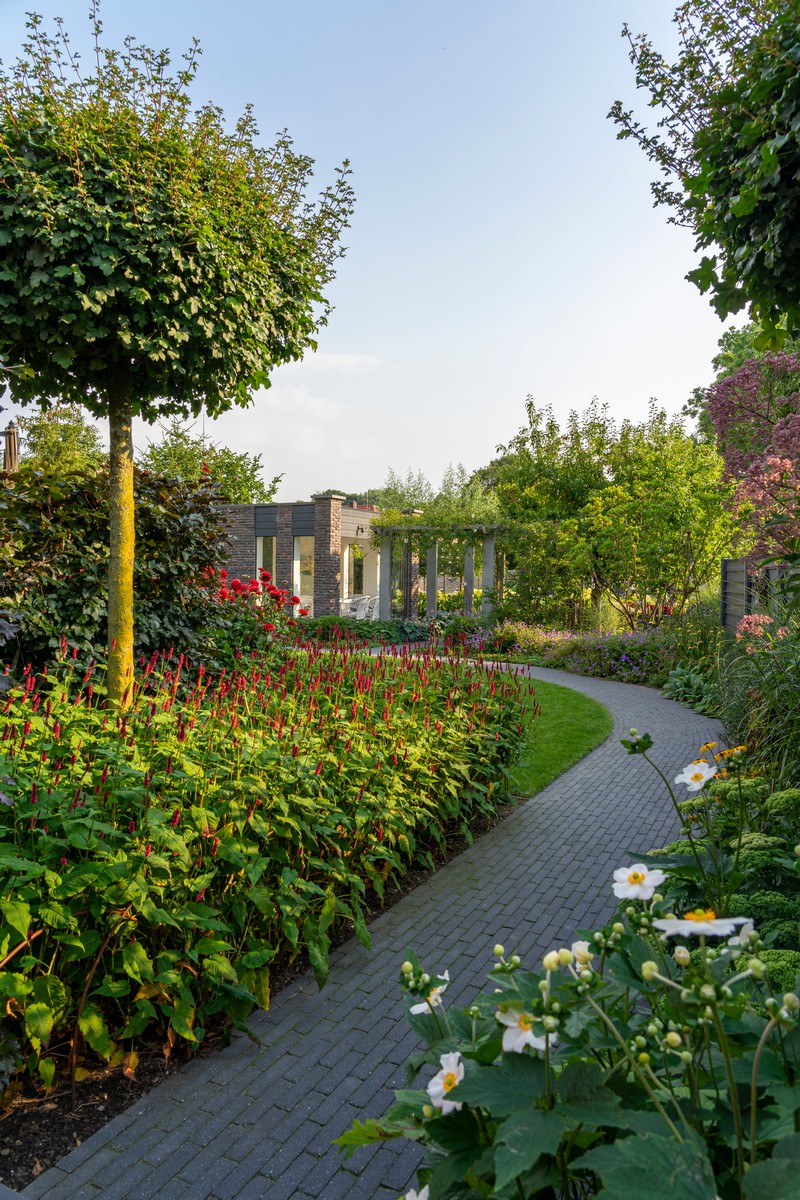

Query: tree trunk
left=107, top=372, right=135, bottom=707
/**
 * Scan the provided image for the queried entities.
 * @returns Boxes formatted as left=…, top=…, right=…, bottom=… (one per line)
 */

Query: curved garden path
left=20, top=668, right=724, bottom=1200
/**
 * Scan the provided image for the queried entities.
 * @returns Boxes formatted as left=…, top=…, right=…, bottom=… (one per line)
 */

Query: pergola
left=371, top=523, right=503, bottom=621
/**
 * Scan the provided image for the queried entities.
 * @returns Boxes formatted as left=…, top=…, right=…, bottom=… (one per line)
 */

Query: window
left=256, top=536, right=276, bottom=579
left=347, top=542, right=365, bottom=596
left=293, top=535, right=314, bottom=606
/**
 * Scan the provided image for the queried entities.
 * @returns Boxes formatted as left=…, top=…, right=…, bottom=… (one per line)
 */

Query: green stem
left=750, top=1017, right=778, bottom=1165
left=711, top=1006, right=745, bottom=1179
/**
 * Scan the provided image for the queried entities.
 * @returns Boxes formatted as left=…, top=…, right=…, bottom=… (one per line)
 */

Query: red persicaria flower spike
left=211, top=837, right=219, bottom=855
left=128, top=820, right=136, bottom=833
left=145, top=844, right=152, bottom=857
left=314, top=761, right=322, bottom=775
left=292, top=743, right=299, bottom=758
left=171, top=809, right=181, bottom=827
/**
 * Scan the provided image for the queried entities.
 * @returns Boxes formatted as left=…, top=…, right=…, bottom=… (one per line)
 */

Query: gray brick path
left=22, top=669, right=723, bottom=1200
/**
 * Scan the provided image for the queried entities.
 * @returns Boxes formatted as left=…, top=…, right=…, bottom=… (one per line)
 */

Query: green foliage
left=686, top=8, right=800, bottom=336
left=17, top=404, right=106, bottom=474
left=662, top=664, right=720, bottom=715
left=610, top=2, right=798, bottom=338
left=718, top=617, right=800, bottom=785
left=0, top=642, right=533, bottom=1089
left=0, top=9, right=354, bottom=422
left=139, top=419, right=281, bottom=504
left=487, top=400, right=739, bottom=628
left=0, top=463, right=231, bottom=670
left=752, top=950, right=800, bottom=997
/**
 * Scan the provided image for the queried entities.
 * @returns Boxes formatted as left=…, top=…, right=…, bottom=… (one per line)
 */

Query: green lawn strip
left=510, top=678, right=613, bottom=798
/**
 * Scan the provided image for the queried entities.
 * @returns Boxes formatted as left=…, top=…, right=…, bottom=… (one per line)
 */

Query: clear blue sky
left=0, top=0, right=736, bottom=499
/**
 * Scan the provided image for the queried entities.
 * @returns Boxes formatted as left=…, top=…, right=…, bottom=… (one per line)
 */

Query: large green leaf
left=0, top=897, right=31, bottom=940
left=122, top=940, right=154, bottom=983
left=78, top=1002, right=112, bottom=1059
left=451, top=1053, right=546, bottom=1118
left=494, top=1109, right=565, bottom=1191
left=558, top=1061, right=629, bottom=1128
left=578, top=1132, right=716, bottom=1199
left=25, top=1001, right=55, bottom=1047
left=744, top=1135, right=800, bottom=1199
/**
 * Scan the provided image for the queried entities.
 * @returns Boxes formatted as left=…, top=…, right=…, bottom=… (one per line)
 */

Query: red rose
left=290, top=595, right=301, bottom=605
left=298, top=607, right=309, bottom=617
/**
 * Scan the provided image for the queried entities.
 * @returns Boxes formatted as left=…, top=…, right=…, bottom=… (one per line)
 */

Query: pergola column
left=464, top=544, right=475, bottom=616
left=378, top=536, right=392, bottom=620
left=481, top=533, right=496, bottom=615
left=426, top=543, right=438, bottom=618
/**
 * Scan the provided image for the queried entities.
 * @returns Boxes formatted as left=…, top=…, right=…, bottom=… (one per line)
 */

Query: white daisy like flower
left=427, top=1051, right=464, bottom=1114
left=410, top=970, right=450, bottom=1014
left=612, top=863, right=666, bottom=900
left=653, top=909, right=751, bottom=937
left=496, top=1007, right=549, bottom=1053
left=674, top=760, right=718, bottom=792
left=404, top=1188, right=429, bottom=1200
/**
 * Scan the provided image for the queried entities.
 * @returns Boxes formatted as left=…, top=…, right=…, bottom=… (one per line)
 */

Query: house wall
left=222, top=497, right=380, bottom=615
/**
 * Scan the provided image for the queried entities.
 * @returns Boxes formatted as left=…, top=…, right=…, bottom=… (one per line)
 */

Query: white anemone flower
left=427, top=1051, right=464, bottom=1114
left=496, top=1007, right=549, bottom=1053
left=571, top=940, right=594, bottom=966
left=410, top=970, right=450, bottom=1014
left=674, top=760, right=718, bottom=792
left=404, top=1189, right=430, bottom=1200
left=612, top=863, right=666, bottom=900
left=653, top=909, right=751, bottom=937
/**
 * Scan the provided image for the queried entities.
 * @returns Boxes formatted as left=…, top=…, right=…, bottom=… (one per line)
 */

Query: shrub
left=0, top=464, right=232, bottom=672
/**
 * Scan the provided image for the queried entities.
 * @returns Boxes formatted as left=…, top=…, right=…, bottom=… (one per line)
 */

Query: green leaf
left=577, top=1132, right=716, bottom=1199
left=25, top=1001, right=55, bottom=1046
left=170, top=999, right=198, bottom=1042
left=78, top=1002, right=112, bottom=1059
left=122, top=941, right=154, bottom=984
left=334, top=1118, right=401, bottom=1158
left=38, top=1056, right=56, bottom=1090
left=744, top=1134, right=800, bottom=1199
left=450, top=1054, right=546, bottom=1118
left=302, top=918, right=330, bottom=989
left=557, top=1060, right=629, bottom=1128
left=0, top=898, right=31, bottom=940
left=494, top=1109, right=565, bottom=1191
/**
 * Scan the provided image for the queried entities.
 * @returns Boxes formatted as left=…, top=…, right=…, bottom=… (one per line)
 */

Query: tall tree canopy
left=487, top=400, right=740, bottom=626
left=139, top=420, right=281, bottom=504
left=0, top=6, right=354, bottom=699
left=610, top=1, right=800, bottom=340
left=17, top=403, right=106, bottom=474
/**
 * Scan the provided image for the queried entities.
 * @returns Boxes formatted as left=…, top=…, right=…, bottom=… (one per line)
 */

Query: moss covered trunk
left=107, top=372, right=135, bottom=706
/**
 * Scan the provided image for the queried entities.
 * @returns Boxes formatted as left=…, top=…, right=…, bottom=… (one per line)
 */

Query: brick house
left=223, top=494, right=416, bottom=618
